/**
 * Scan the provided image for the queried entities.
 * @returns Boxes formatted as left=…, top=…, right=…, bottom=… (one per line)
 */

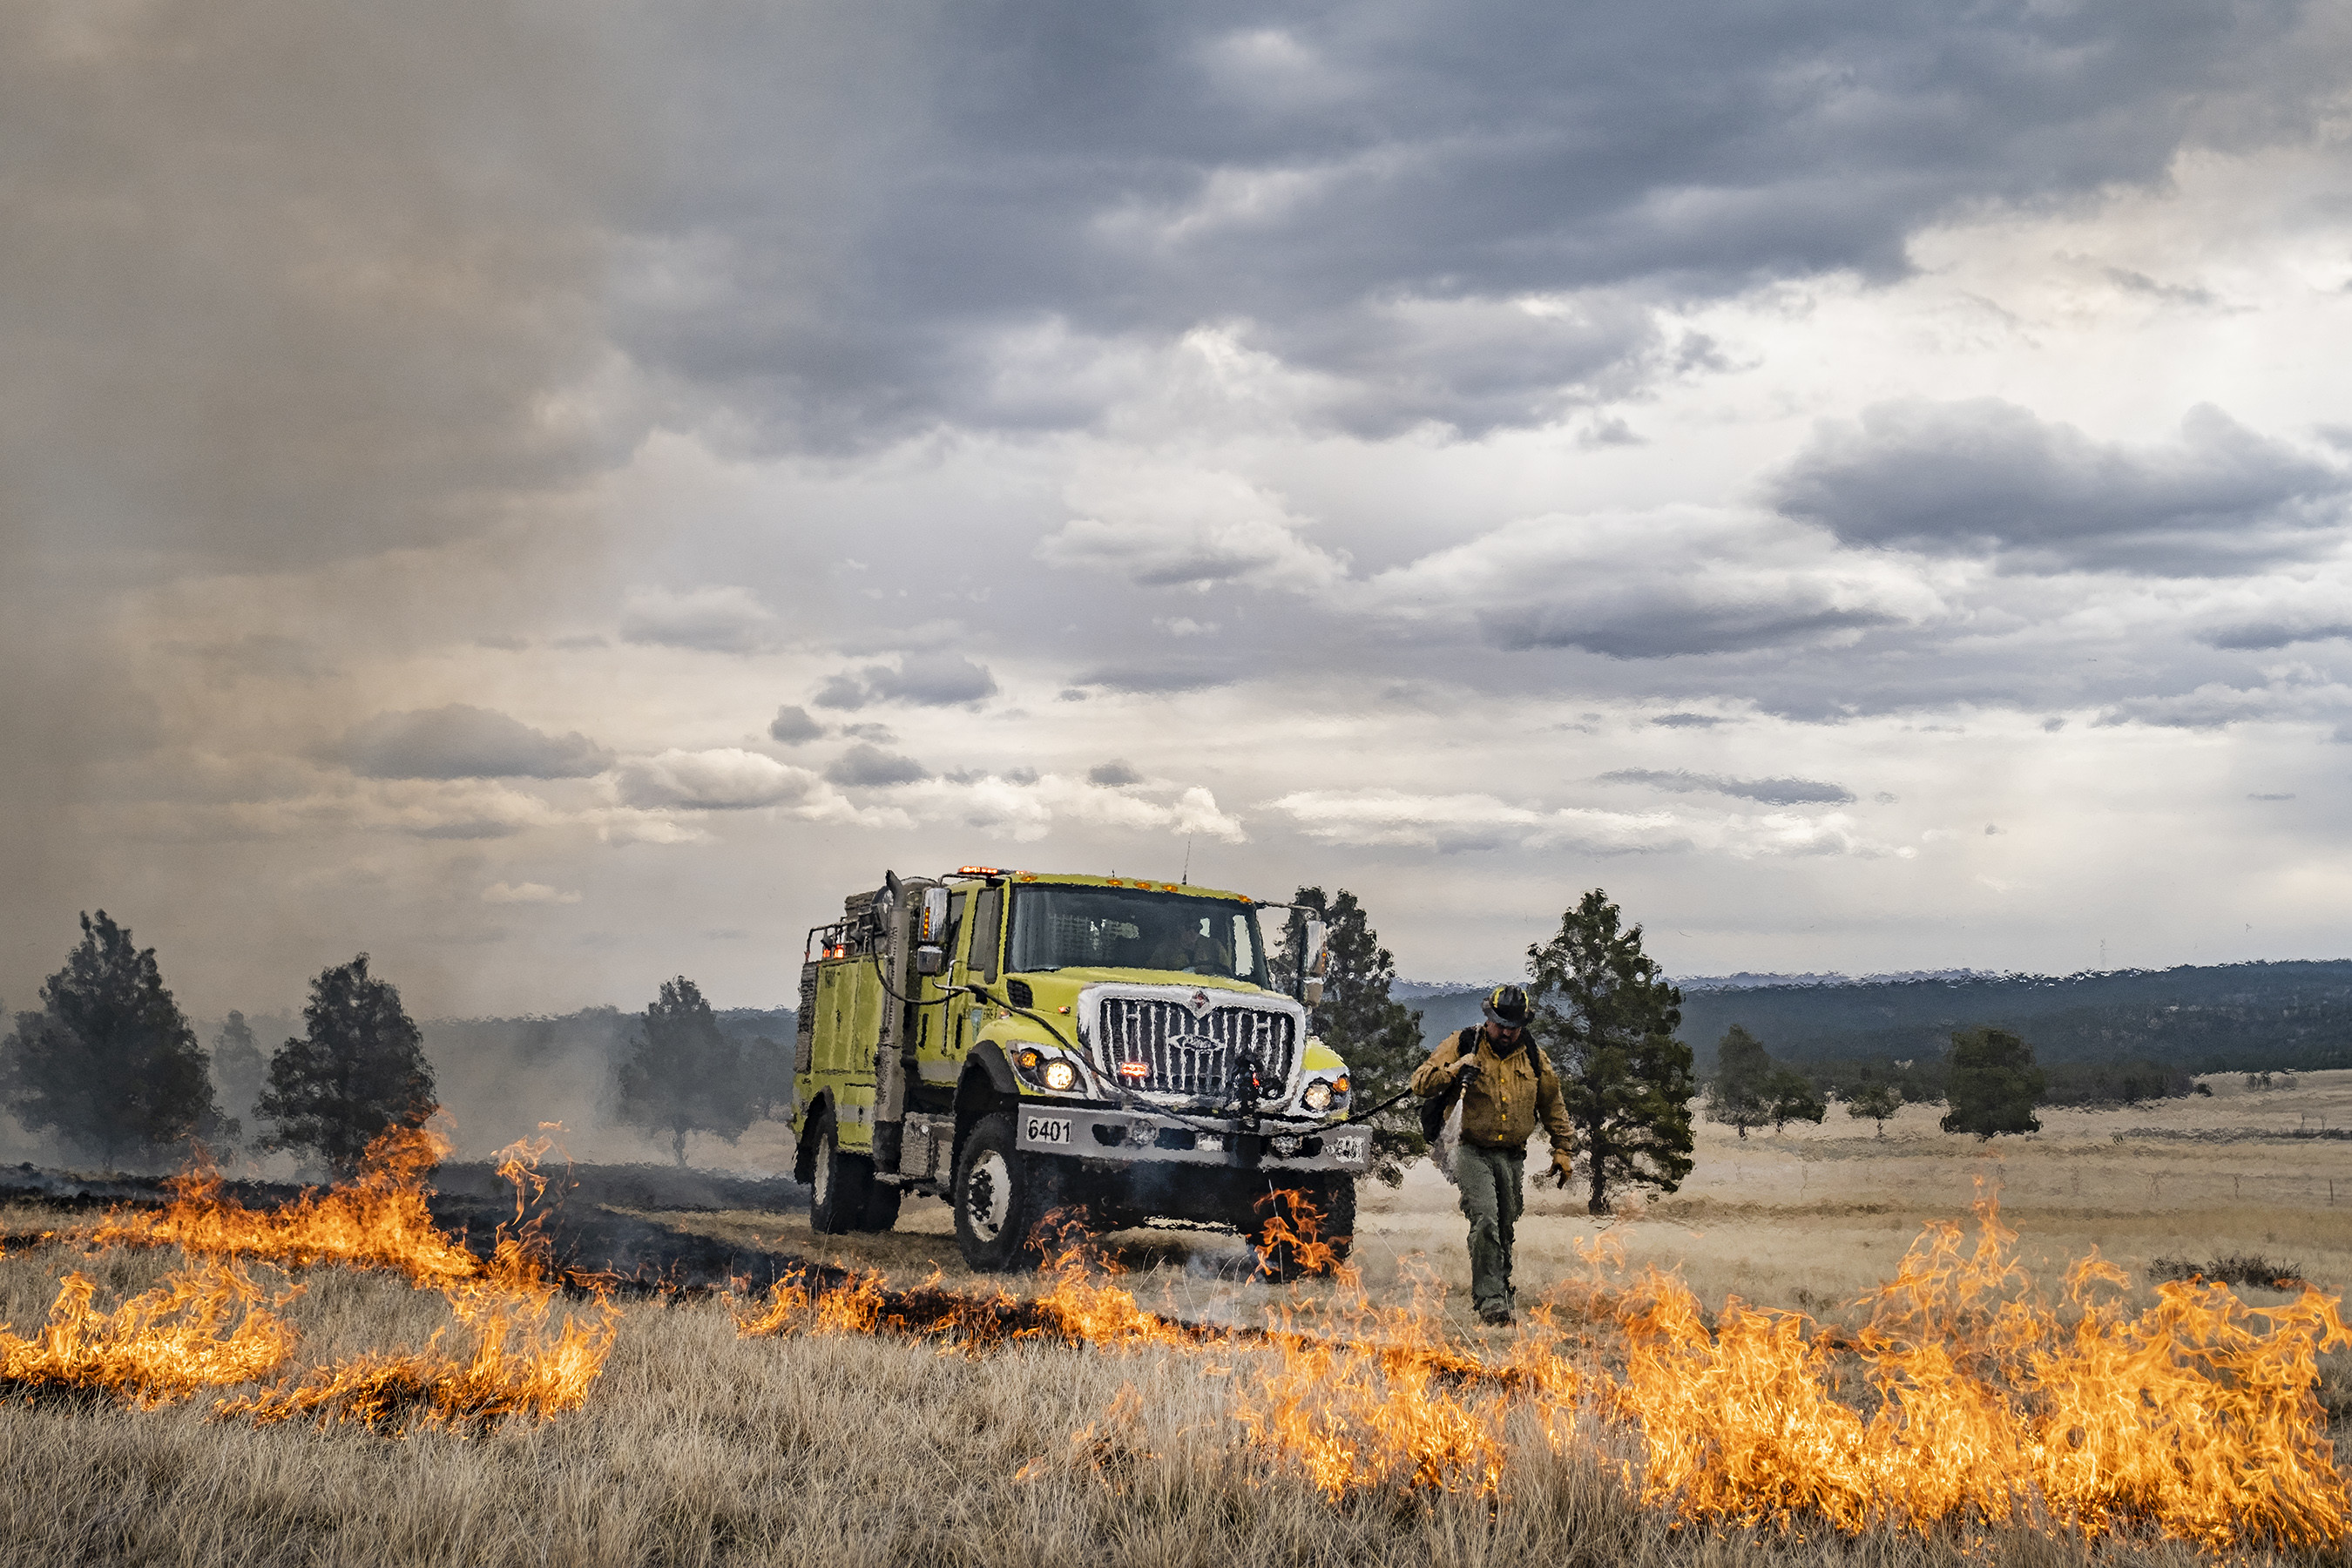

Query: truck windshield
left=1005, top=886, right=1269, bottom=986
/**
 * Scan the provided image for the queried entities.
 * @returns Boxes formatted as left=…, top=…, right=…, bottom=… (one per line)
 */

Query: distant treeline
left=1675, top=961, right=2352, bottom=1076
left=1409, top=959, right=2352, bottom=1107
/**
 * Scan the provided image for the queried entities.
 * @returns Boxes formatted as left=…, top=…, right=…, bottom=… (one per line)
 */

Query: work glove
left=1549, top=1150, right=1575, bottom=1190
left=1450, top=1054, right=1482, bottom=1086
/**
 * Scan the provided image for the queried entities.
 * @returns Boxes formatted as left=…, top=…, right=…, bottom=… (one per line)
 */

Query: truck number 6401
left=1024, top=1116, right=1073, bottom=1146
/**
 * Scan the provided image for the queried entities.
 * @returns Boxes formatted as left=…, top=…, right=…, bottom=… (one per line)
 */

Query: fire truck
left=791, top=867, right=1367, bottom=1273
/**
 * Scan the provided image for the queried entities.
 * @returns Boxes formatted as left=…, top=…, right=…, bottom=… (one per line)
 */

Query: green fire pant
left=1454, top=1141, right=1525, bottom=1315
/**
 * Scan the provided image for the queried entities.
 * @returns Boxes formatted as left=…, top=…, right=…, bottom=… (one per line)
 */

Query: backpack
left=1418, top=1026, right=1480, bottom=1146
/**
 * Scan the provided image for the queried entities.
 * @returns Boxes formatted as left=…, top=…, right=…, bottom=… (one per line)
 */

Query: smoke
left=0, top=0, right=644, bottom=1011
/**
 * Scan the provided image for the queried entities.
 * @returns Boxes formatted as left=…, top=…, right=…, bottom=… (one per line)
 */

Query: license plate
left=1330, top=1135, right=1367, bottom=1165
left=1024, top=1115, right=1073, bottom=1146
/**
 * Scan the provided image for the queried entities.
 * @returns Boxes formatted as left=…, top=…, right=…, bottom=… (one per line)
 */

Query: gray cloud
left=1501, top=601, right=1899, bottom=660
left=1771, top=400, right=2348, bottom=572
left=813, top=652, right=997, bottom=710
left=1071, top=664, right=1236, bottom=694
left=1087, top=760, right=1142, bottom=787
left=1599, top=768, right=1856, bottom=807
left=823, top=744, right=930, bottom=787
left=619, top=586, right=782, bottom=654
left=612, top=749, right=820, bottom=810
left=339, top=706, right=612, bottom=781
left=615, top=1, right=2335, bottom=447
left=2201, top=620, right=2352, bottom=651
left=1652, top=713, right=1725, bottom=729
left=767, top=705, right=824, bottom=744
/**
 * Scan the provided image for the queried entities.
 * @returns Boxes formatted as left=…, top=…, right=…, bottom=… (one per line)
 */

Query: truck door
left=916, top=889, right=969, bottom=1090
left=947, top=883, right=1004, bottom=1064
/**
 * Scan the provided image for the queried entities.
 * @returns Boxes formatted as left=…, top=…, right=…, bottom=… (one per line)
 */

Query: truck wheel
left=1321, top=1176, right=1356, bottom=1263
left=951, top=1111, right=1062, bottom=1271
left=808, top=1107, right=875, bottom=1235
left=860, top=1180, right=902, bottom=1234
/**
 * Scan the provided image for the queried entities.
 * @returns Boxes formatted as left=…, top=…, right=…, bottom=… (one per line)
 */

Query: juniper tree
left=617, top=977, right=752, bottom=1166
left=1707, top=1024, right=1774, bottom=1139
left=260, top=955, right=438, bottom=1176
left=1765, top=1065, right=1826, bottom=1133
left=1526, top=889, right=1695, bottom=1215
left=1, top=911, right=220, bottom=1167
left=212, top=1011, right=268, bottom=1132
left=1278, top=887, right=1425, bottom=1186
left=1940, top=1026, right=2044, bottom=1139
left=1845, top=1073, right=1903, bottom=1137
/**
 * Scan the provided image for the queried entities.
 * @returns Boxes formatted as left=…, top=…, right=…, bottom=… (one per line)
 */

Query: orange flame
left=0, top=1261, right=295, bottom=1407
left=32, top=1124, right=621, bottom=1432
left=92, top=1126, right=478, bottom=1287
left=727, top=1190, right=2352, bottom=1544
left=1619, top=1193, right=2352, bottom=1547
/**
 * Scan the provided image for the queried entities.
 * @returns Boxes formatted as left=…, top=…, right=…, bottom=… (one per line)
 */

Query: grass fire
left=3, top=1126, right=2348, bottom=1565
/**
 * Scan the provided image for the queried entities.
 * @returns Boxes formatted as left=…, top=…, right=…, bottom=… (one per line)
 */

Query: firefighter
left=1410, top=983, right=1577, bottom=1326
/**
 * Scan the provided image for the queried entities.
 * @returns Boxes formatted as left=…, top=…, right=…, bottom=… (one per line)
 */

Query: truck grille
left=1091, top=998, right=1298, bottom=1099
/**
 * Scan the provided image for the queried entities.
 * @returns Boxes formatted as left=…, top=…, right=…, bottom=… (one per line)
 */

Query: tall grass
left=0, top=1235, right=2267, bottom=1568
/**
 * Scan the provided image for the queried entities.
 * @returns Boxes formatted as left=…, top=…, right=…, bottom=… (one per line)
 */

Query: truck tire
left=1320, top=1175, right=1356, bottom=1264
left=808, top=1106, right=875, bottom=1235
left=860, top=1179, right=902, bottom=1234
left=951, top=1111, right=1063, bottom=1272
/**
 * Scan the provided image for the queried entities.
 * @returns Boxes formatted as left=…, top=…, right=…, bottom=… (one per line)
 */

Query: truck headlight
left=1042, top=1059, right=1077, bottom=1092
left=1301, top=1079, right=1333, bottom=1112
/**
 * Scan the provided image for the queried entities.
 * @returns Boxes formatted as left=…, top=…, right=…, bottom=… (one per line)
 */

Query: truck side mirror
left=1303, top=977, right=1324, bottom=1008
left=1302, top=918, right=1328, bottom=978
left=919, top=885, right=950, bottom=943
left=914, top=946, right=945, bottom=976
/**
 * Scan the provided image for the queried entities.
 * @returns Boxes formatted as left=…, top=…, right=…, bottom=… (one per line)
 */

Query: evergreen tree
left=1277, top=887, right=1425, bottom=1186
left=617, top=977, right=753, bottom=1166
left=260, top=955, right=438, bottom=1176
left=1, top=911, right=220, bottom=1167
left=212, top=1011, right=268, bottom=1133
left=1706, top=1024, right=1774, bottom=1139
left=1526, top=889, right=1695, bottom=1214
left=1764, top=1065, right=1826, bottom=1133
left=1940, top=1026, right=2045, bottom=1139
left=1844, top=1073, right=1903, bottom=1137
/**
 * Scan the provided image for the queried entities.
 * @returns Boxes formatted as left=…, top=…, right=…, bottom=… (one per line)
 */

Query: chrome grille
left=1092, top=997, right=1298, bottom=1098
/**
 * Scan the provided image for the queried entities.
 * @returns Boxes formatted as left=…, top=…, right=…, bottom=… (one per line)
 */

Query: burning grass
left=2, top=1135, right=2348, bottom=1561
left=3, top=1128, right=618, bottom=1433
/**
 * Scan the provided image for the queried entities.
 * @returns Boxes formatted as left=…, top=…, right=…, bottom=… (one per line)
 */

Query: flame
left=215, top=1283, right=618, bottom=1435
left=0, top=1261, right=295, bottom=1407
left=1619, top=1193, right=2352, bottom=1547
left=21, top=1130, right=2352, bottom=1545
left=728, top=1191, right=2352, bottom=1545
left=92, top=1127, right=478, bottom=1287
left=11, top=1125, right=620, bottom=1432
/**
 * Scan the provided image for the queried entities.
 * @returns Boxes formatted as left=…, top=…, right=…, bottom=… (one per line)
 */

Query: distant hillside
left=1397, top=962, right=2352, bottom=1078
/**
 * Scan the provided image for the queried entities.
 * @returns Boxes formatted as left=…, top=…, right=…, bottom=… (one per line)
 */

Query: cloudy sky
left=5, top=0, right=2351, bottom=1018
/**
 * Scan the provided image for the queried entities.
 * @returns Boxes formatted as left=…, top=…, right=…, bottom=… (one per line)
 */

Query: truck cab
left=792, top=868, right=1367, bottom=1273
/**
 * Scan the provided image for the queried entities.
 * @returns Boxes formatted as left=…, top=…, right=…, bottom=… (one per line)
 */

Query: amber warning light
left=955, top=865, right=1002, bottom=875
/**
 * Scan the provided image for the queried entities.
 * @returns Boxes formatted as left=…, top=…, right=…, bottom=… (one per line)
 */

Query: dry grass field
left=2, top=1075, right=2349, bottom=1567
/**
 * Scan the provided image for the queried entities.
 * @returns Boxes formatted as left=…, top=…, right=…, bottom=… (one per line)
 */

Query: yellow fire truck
left=792, top=867, right=1365, bottom=1273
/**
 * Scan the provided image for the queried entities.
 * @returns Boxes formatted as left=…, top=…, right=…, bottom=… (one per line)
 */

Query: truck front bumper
left=1013, top=1103, right=1370, bottom=1174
